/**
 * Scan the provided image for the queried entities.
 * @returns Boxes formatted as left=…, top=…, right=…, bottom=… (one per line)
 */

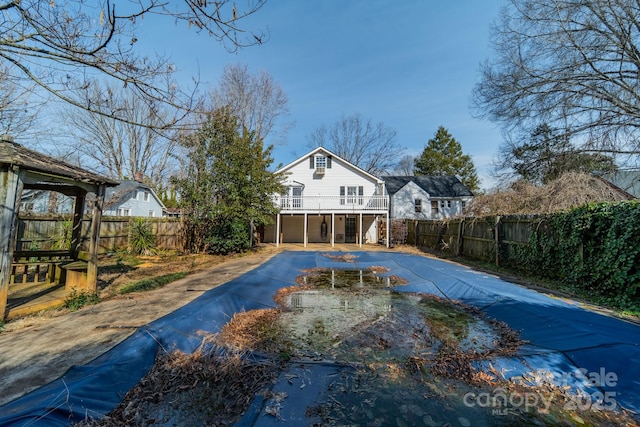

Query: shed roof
left=384, top=175, right=474, bottom=197
left=0, top=138, right=118, bottom=186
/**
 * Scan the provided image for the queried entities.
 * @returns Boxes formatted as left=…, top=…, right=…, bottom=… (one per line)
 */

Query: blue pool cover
left=1, top=251, right=639, bottom=425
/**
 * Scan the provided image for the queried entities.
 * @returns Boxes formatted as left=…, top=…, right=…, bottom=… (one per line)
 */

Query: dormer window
left=315, top=155, right=326, bottom=174
left=310, top=154, right=332, bottom=175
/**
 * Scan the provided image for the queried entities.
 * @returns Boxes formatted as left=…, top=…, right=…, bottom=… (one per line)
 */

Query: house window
left=131, top=191, right=138, bottom=200
left=148, top=210, right=155, bottom=217
left=340, top=185, right=364, bottom=205
left=292, top=186, right=303, bottom=209
left=280, top=189, right=289, bottom=209
left=415, top=199, right=422, bottom=213
left=143, top=191, right=150, bottom=202
left=315, top=156, right=327, bottom=169
left=347, top=186, right=357, bottom=204
left=118, top=208, right=131, bottom=216
left=280, top=186, right=303, bottom=209
left=431, top=201, right=439, bottom=215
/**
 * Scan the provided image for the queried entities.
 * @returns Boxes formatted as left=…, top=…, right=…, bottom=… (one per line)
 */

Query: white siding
left=390, top=181, right=432, bottom=220
left=270, top=148, right=386, bottom=246
left=280, top=152, right=381, bottom=206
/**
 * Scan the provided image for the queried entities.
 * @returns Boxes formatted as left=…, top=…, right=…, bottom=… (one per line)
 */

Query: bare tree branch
left=472, top=0, right=640, bottom=158
left=59, top=80, right=180, bottom=189
left=0, top=0, right=268, bottom=129
left=208, top=63, right=290, bottom=145
left=306, top=113, right=403, bottom=176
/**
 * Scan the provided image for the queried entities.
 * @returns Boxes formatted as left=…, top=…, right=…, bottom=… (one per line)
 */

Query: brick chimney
left=134, top=171, right=144, bottom=182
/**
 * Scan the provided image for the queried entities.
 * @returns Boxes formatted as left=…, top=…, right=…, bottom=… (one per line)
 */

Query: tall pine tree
left=414, top=126, right=479, bottom=192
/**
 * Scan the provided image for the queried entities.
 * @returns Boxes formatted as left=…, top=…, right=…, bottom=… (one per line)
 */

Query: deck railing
left=275, top=195, right=389, bottom=212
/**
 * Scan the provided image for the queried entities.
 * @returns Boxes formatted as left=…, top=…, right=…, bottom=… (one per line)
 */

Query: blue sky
left=142, top=1, right=506, bottom=190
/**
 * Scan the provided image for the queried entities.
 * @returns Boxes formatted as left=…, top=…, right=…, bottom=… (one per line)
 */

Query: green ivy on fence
left=514, top=201, right=640, bottom=308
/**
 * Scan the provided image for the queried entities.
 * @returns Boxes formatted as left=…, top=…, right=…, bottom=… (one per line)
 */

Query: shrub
left=129, top=217, right=157, bottom=255
left=206, top=219, right=250, bottom=254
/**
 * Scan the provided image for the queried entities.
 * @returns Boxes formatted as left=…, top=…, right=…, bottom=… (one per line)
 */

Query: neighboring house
left=597, top=170, right=640, bottom=199
left=384, top=176, right=474, bottom=220
left=263, top=147, right=390, bottom=247
left=104, top=179, right=166, bottom=217
left=19, top=189, right=75, bottom=215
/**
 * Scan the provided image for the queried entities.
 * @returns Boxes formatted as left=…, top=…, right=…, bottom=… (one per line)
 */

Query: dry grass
left=466, top=172, right=632, bottom=216
left=215, top=308, right=291, bottom=355
left=79, top=340, right=278, bottom=427
left=97, top=252, right=231, bottom=297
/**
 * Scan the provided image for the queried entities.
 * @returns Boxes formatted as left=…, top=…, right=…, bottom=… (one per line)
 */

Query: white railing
left=275, top=195, right=388, bottom=212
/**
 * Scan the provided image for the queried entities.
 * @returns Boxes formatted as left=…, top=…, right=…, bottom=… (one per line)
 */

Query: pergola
left=0, top=136, right=118, bottom=319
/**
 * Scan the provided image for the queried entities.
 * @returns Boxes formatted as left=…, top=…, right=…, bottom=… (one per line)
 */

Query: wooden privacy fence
left=414, top=216, right=539, bottom=266
left=17, top=216, right=184, bottom=255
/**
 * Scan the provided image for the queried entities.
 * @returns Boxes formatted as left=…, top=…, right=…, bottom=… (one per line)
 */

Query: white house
left=103, top=179, right=167, bottom=218
left=385, top=176, right=473, bottom=220
left=262, top=147, right=390, bottom=247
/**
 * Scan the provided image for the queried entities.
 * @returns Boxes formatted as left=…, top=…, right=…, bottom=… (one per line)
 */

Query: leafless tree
left=390, top=154, right=416, bottom=176
left=306, top=113, right=403, bottom=176
left=0, top=1, right=267, bottom=129
left=60, top=81, right=179, bottom=188
left=472, top=0, right=640, bottom=162
left=0, top=66, right=42, bottom=139
left=208, top=63, right=290, bottom=145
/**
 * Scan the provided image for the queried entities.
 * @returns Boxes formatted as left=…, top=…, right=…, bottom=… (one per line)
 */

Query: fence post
left=456, top=218, right=465, bottom=256
left=495, top=215, right=502, bottom=267
left=435, top=222, right=445, bottom=251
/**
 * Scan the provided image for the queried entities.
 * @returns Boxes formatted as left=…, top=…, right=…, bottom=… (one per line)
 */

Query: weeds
left=64, top=288, right=101, bottom=311
left=118, top=272, right=187, bottom=294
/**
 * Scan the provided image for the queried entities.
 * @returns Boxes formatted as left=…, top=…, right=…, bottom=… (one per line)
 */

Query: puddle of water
left=280, top=269, right=501, bottom=363
left=298, top=267, right=407, bottom=288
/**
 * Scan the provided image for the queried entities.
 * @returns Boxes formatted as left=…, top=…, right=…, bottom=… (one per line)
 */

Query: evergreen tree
left=173, top=108, right=284, bottom=253
left=507, top=124, right=617, bottom=184
left=414, top=126, right=480, bottom=192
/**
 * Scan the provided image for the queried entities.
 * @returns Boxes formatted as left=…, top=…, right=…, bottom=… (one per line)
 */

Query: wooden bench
left=60, top=261, right=88, bottom=290
left=60, top=252, right=90, bottom=291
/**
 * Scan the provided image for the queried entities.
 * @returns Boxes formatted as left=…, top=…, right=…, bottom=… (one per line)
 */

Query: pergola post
left=0, top=166, right=23, bottom=318
left=70, top=191, right=86, bottom=259
left=86, top=184, right=106, bottom=292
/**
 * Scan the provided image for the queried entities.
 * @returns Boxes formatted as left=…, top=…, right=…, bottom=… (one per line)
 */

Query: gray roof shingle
left=384, top=176, right=473, bottom=197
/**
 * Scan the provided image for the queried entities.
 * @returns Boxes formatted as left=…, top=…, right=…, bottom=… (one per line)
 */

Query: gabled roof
left=105, top=179, right=165, bottom=208
left=384, top=176, right=474, bottom=197
left=276, top=146, right=384, bottom=184
left=598, top=170, right=640, bottom=198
